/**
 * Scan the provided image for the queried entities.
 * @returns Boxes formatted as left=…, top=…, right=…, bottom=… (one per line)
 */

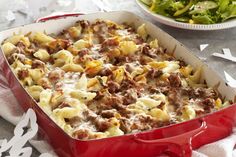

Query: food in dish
left=140, top=0, right=236, bottom=24
left=1, top=19, right=232, bottom=140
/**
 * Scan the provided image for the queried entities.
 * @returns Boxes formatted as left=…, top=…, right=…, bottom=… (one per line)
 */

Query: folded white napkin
left=192, top=130, right=236, bottom=157
left=0, top=72, right=236, bottom=157
left=0, top=72, right=57, bottom=156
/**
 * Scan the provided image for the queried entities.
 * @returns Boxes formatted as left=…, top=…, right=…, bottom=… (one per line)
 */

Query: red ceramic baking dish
left=0, top=11, right=236, bottom=157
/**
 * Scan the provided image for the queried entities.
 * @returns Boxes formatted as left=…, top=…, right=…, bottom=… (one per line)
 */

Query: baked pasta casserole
left=1, top=19, right=232, bottom=140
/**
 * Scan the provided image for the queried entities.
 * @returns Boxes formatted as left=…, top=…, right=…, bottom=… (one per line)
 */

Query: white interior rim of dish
left=136, top=0, right=236, bottom=31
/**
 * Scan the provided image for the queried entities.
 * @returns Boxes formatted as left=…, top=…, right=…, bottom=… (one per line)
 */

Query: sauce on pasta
left=1, top=20, right=232, bottom=140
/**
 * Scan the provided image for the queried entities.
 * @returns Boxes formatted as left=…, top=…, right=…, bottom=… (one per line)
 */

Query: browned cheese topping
left=1, top=20, right=231, bottom=140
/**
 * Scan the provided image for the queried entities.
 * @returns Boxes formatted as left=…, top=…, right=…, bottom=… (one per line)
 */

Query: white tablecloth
left=0, top=0, right=236, bottom=157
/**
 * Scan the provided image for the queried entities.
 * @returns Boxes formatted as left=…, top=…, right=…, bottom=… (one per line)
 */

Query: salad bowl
left=136, top=0, right=236, bottom=30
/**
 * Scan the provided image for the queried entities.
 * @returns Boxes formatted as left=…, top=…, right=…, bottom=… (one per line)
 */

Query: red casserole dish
left=0, top=11, right=236, bottom=157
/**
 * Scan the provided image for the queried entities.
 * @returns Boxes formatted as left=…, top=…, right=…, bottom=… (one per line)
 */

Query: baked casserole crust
left=1, top=19, right=232, bottom=140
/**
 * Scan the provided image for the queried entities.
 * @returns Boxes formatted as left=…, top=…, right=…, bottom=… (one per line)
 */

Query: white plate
left=136, top=0, right=236, bottom=30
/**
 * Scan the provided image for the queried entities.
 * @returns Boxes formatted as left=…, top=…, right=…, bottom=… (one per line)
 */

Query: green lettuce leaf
left=174, top=0, right=193, bottom=16
left=221, top=4, right=236, bottom=21
left=150, top=0, right=175, bottom=17
left=218, top=0, right=230, bottom=12
left=192, top=14, right=215, bottom=24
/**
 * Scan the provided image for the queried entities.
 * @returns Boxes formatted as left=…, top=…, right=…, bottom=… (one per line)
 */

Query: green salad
left=140, top=0, right=236, bottom=24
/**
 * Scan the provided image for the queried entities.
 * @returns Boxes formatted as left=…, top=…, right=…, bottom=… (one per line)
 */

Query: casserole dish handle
left=134, top=119, right=207, bottom=157
left=36, top=12, right=84, bottom=23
